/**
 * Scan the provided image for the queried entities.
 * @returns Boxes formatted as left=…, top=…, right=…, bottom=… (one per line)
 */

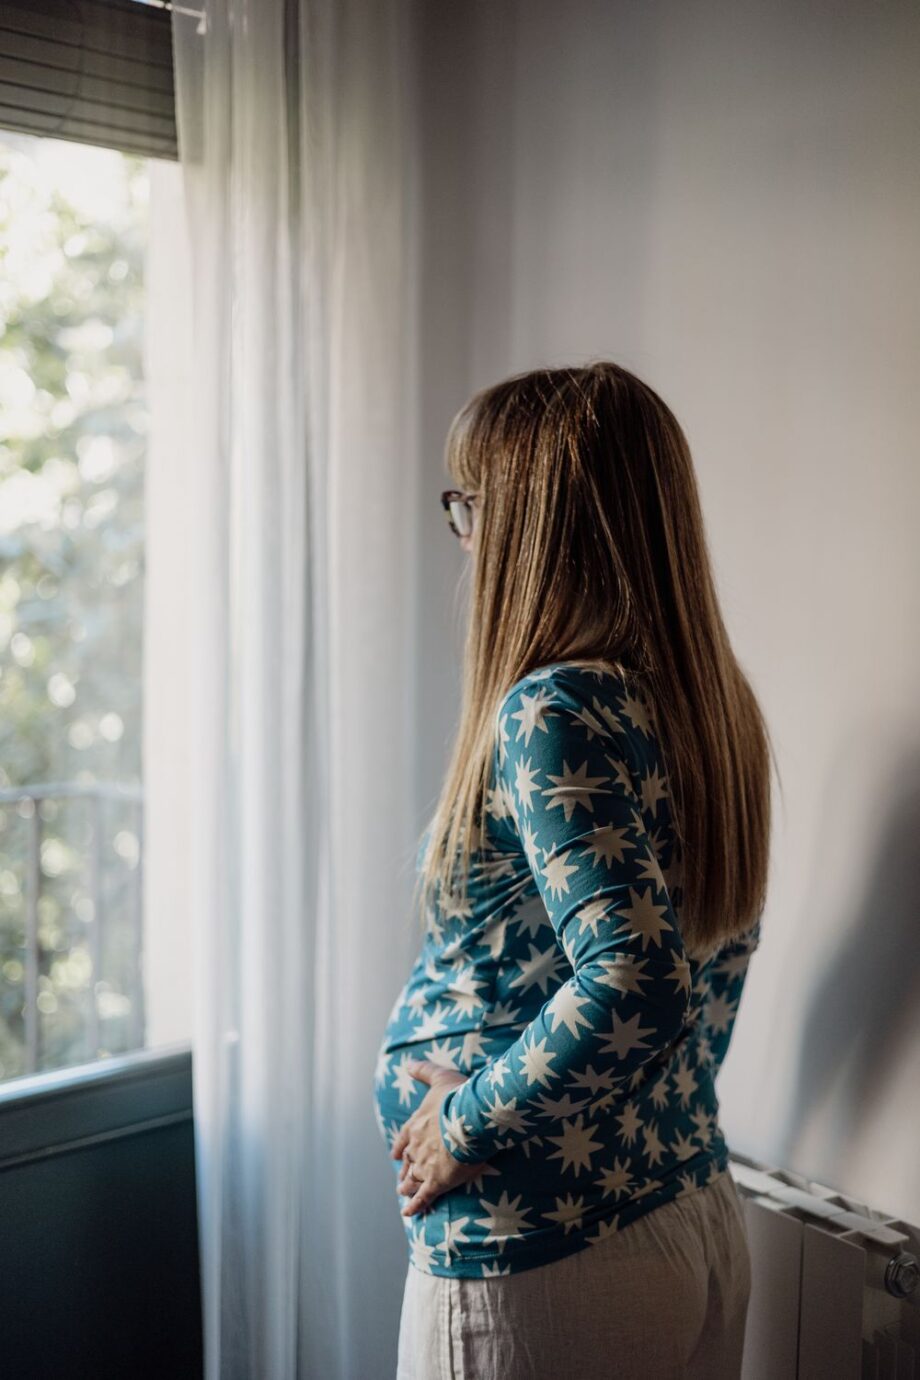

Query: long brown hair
left=415, top=360, right=776, bottom=960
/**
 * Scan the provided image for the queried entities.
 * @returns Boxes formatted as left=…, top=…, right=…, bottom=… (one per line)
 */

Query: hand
left=389, top=1059, right=488, bottom=1216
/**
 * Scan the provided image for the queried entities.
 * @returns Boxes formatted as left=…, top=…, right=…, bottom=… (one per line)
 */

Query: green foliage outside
left=0, top=132, right=147, bottom=1081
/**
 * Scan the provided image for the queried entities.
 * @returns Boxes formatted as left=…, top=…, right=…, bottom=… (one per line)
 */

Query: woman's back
left=373, top=659, right=761, bottom=1278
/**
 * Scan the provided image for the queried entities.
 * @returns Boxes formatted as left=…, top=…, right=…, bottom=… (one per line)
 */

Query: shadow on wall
left=776, top=741, right=920, bottom=1209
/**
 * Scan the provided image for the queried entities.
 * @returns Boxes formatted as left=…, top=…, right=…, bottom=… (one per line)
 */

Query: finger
left=400, top=1159, right=422, bottom=1192
left=398, top=1174, right=422, bottom=1197
left=407, top=1059, right=433, bottom=1084
left=397, top=1159, right=416, bottom=1189
left=390, top=1124, right=410, bottom=1159
left=401, top=1183, right=432, bottom=1216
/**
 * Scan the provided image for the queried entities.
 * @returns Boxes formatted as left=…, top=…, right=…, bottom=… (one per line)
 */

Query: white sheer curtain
left=170, top=2, right=421, bottom=1375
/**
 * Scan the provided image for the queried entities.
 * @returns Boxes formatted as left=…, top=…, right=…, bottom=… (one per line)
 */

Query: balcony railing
left=0, top=781, right=145, bottom=1077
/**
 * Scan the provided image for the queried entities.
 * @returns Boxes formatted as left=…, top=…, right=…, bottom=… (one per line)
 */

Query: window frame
left=0, top=1041, right=193, bottom=1163
left=0, top=0, right=187, bottom=1106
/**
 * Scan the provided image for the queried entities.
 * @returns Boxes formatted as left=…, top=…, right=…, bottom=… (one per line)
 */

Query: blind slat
left=0, top=1, right=173, bottom=66
left=0, top=104, right=178, bottom=157
left=0, top=26, right=175, bottom=83
left=0, top=0, right=177, bottom=160
left=0, top=80, right=176, bottom=133
left=0, top=60, right=176, bottom=117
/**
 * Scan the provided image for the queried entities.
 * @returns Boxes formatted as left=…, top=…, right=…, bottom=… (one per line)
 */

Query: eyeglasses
left=440, top=489, right=479, bottom=539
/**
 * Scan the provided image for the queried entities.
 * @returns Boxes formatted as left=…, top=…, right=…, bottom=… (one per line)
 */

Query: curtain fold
left=170, top=2, right=421, bottom=1375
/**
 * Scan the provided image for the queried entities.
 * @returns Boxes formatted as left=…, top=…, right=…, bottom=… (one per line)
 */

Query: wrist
left=438, top=1084, right=487, bottom=1163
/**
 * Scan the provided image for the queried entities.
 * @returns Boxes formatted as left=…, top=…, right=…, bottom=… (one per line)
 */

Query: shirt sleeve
left=438, top=669, right=693, bottom=1164
left=698, top=915, right=762, bottom=1076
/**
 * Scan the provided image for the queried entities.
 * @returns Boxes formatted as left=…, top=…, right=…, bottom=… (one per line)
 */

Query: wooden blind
left=0, top=0, right=179, bottom=160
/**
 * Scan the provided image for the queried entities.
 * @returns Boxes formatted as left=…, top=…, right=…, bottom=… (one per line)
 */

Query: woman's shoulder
left=494, top=659, right=659, bottom=788
left=496, top=657, right=632, bottom=719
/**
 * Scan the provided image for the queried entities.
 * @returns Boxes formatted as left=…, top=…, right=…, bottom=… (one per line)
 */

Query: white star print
left=543, top=758, right=612, bottom=823
left=669, top=1128, right=699, bottom=1162
left=372, top=662, right=761, bottom=1278
left=512, top=756, right=542, bottom=814
left=540, top=849, right=580, bottom=900
left=580, top=823, right=636, bottom=869
left=611, top=885, right=675, bottom=951
left=518, top=1032, right=560, bottom=1088
left=618, top=689, right=654, bottom=738
left=424, top=1039, right=462, bottom=1071
left=443, top=964, right=489, bottom=1018
left=571, top=895, right=618, bottom=940
left=409, top=1225, right=437, bottom=1272
left=438, top=888, right=474, bottom=923
left=642, top=1120, right=667, bottom=1167
left=544, top=1113, right=605, bottom=1175
left=640, top=766, right=669, bottom=817
left=595, top=1010, right=657, bottom=1061
left=507, top=688, right=559, bottom=747
left=437, top=1217, right=472, bottom=1260
left=703, top=992, right=737, bottom=1035
left=672, top=1058, right=698, bottom=1108
left=531, top=1089, right=591, bottom=1119
left=615, top=1102, right=644, bottom=1146
left=460, top=1029, right=488, bottom=1067
left=479, top=1090, right=533, bottom=1136
left=594, top=1155, right=634, bottom=1200
left=593, top=699, right=626, bottom=739
left=508, top=942, right=568, bottom=995
left=542, top=1194, right=586, bottom=1233
left=546, top=979, right=593, bottom=1039
left=411, top=1002, right=453, bottom=1041
left=475, top=1190, right=537, bottom=1249
left=512, top=895, right=553, bottom=939
left=595, top=953, right=652, bottom=996
left=569, top=1063, right=618, bottom=1098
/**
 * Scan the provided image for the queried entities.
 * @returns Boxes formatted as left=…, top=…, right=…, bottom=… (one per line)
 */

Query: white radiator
left=730, top=1153, right=920, bottom=1379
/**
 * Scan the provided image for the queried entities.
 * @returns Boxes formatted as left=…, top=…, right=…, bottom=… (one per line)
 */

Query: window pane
left=0, top=131, right=148, bottom=1082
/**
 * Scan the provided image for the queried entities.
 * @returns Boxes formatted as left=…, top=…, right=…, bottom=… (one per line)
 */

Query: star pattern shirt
left=372, top=660, right=762, bottom=1278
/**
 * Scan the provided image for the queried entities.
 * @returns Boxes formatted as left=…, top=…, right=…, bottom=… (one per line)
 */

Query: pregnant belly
left=372, top=1018, right=514, bottom=1150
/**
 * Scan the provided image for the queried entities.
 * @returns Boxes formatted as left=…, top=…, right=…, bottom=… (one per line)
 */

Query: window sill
left=0, top=1042, right=194, bottom=1172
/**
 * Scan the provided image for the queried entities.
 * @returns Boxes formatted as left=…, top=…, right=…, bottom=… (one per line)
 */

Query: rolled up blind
left=0, top=0, right=179, bottom=160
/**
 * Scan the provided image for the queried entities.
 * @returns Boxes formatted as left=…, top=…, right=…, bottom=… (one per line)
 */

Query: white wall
left=413, top=0, right=920, bottom=1223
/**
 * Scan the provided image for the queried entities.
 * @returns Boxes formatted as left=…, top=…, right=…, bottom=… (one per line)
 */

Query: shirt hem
left=410, top=1143, right=731, bottom=1279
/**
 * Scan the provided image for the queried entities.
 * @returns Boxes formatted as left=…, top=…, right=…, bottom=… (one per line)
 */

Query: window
left=0, top=0, right=192, bottom=1087
left=0, top=129, right=152, bottom=1080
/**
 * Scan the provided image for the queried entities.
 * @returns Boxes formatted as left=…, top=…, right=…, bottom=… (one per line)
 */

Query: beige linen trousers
left=395, top=1169, right=752, bottom=1380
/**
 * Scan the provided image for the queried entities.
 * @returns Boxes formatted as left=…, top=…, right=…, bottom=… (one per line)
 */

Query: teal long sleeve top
left=373, top=660, right=762, bottom=1278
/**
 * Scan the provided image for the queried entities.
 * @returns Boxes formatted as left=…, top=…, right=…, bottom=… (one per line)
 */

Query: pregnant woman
left=373, top=360, right=772, bottom=1379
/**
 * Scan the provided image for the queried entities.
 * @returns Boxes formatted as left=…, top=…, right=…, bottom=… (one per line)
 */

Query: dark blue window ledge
left=0, top=1044, right=203, bottom=1380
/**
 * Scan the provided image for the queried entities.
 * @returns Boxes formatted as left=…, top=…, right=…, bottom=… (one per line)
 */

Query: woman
left=372, top=360, right=773, bottom=1379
